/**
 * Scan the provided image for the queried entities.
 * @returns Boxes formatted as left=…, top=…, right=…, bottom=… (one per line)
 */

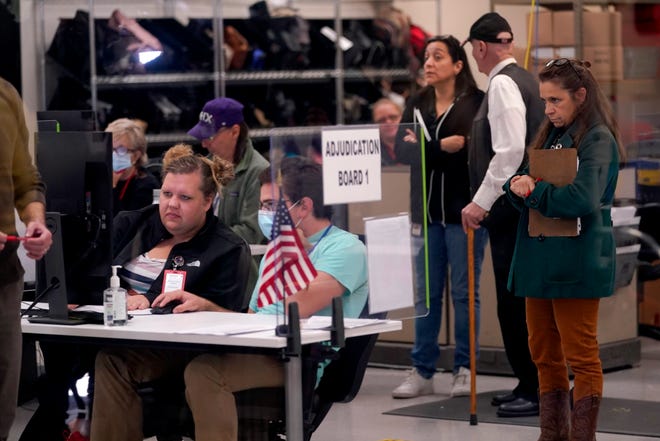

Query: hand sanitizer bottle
left=104, top=265, right=127, bottom=326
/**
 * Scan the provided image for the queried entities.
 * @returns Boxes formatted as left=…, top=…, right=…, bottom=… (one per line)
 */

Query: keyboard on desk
left=67, top=310, right=105, bottom=324
left=21, top=309, right=105, bottom=325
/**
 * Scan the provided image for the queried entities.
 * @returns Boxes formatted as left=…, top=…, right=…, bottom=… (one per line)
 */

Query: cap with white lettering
left=188, top=97, right=244, bottom=140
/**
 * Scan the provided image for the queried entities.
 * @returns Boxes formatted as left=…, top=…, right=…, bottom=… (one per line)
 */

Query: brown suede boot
left=538, top=390, right=570, bottom=441
left=571, top=395, right=601, bottom=441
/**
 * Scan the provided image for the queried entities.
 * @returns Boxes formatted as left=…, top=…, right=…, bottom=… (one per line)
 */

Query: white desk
left=22, top=311, right=401, bottom=441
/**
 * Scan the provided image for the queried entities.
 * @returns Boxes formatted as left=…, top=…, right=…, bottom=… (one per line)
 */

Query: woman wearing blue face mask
left=106, top=118, right=160, bottom=215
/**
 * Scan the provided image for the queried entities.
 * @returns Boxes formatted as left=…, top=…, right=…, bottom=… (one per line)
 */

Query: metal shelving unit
left=37, top=0, right=420, bottom=141
left=84, top=68, right=411, bottom=87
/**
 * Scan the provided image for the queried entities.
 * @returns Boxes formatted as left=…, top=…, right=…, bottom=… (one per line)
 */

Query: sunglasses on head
left=545, top=58, right=581, bottom=80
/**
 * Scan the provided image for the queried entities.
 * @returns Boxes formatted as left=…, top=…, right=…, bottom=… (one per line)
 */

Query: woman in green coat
left=504, top=58, right=625, bottom=441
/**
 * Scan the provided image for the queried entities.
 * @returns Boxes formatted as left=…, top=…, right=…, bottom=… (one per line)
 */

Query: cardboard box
left=519, top=45, right=623, bottom=83
left=527, top=10, right=553, bottom=47
left=552, top=10, right=622, bottom=47
left=514, top=46, right=554, bottom=74
left=582, top=45, right=624, bottom=82
left=555, top=46, right=576, bottom=59
left=623, top=47, right=660, bottom=79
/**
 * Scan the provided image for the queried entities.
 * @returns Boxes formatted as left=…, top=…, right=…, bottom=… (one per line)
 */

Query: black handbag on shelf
left=244, top=1, right=311, bottom=70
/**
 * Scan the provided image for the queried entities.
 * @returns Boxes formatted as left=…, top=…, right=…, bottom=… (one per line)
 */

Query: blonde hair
left=371, top=97, right=403, bottom=118
left=105, top=118, right=149, bottom=167
left=162, top=144, right=234, bottom=197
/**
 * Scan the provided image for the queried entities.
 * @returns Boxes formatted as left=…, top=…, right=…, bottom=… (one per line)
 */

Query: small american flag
left=257, top=195, right=317, bottom=308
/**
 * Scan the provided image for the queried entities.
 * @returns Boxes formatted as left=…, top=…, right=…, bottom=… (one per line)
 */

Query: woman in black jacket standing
left=392, top=35, right=488, bottom=399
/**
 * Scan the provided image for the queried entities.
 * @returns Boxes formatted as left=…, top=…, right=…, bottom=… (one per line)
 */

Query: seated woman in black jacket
left=20, top=144, right=250, bottom=441
left=114, top=143, right=250, bottom=312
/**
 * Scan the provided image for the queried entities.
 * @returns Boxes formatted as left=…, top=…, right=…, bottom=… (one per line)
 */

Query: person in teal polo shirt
left=183, top=156, right=368, bottom=441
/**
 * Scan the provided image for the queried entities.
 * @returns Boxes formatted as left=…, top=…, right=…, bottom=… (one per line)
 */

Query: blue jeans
left=411, top=223, right=488, bottom=378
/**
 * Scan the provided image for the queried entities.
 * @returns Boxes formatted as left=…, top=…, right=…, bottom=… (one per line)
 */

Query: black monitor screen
left=36, top=110, right=98, bottom=132
left=35, top=131, right=113, bottom=307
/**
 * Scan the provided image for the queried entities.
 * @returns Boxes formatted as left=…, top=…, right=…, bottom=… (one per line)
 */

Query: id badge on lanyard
left=162, top=270, right=186, bottom=293
left=162, top=255, right=186, bottom=293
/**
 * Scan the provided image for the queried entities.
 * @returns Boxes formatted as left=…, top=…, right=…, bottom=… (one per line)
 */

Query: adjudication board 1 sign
left=322, top=126, right=382, bottom=204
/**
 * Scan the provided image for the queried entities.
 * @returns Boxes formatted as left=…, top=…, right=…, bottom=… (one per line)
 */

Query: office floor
left=9, top=336, right=660, bottom=441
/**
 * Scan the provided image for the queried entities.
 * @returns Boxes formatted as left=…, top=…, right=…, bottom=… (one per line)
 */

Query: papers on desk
left=302, top=316, right=385, bottom=330
left=173, top=314, right=279, bottom=336
left=178, top=322, right=278, bottom=336
left=73, top=304, right=153, bottom=316
left=73, top=305, right=103, bottom=312
left=169, top=314, right=387, bottom=336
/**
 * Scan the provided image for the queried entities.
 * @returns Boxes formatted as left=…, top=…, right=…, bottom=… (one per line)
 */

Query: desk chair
left=142, top=309, right=384, bottom=441
left=305, top=311, right=386, bottom=440
left=145, top=161, right=163, bottom=185
left=235, top=308, right=386, bottom=441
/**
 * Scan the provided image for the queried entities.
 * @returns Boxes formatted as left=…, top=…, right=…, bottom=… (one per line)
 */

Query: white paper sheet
left=364, top=214, right=415, bottom=313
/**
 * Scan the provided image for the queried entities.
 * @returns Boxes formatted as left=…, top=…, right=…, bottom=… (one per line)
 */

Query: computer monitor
left=36, top=110, right=98, bottom=132
left=30, top=130, right=113, bottom=324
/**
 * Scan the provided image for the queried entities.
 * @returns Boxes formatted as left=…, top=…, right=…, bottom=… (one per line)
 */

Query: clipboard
left=528, top=148, right=579, bottom=237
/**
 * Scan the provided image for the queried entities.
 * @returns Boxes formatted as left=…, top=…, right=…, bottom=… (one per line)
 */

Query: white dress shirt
left=473, top=57, right=528, bottom=212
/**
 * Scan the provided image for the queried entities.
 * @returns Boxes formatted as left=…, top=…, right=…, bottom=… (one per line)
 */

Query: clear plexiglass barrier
left=263, top=122, right=482, bottom=322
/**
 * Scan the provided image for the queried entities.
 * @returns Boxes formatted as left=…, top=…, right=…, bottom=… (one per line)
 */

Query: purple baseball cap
left=188, top=97, right=244, bottom=140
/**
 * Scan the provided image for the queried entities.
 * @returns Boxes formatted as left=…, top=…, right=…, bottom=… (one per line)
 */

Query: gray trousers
left=0, top=278, right=23, bottom=439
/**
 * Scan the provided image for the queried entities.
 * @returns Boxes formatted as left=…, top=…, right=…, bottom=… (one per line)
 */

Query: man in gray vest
left=461, top=12, right=545, bottom=417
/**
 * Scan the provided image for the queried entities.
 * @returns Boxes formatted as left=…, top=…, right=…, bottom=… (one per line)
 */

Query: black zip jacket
left=395, top=86, right=484, bottom=225
left=112, top=204, right=250, bottom=309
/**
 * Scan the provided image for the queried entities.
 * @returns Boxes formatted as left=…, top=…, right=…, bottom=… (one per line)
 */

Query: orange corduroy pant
left=526, top=297, right=602, bottom=401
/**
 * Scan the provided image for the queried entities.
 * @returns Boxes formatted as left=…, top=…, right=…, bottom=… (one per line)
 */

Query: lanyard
left=307, top=224, right=332, bottom=255
left=118, top=169, right=137, bottom=201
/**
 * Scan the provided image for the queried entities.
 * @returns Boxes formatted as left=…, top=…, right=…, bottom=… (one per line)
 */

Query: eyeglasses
left=259, top=199, right=298, bottom=212
left=545, top=58, right=581, bottom=80
left=113, top=145, right=136, bottom=156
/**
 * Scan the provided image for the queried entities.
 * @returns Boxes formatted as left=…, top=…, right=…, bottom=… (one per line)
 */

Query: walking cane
left=467, top=227, right=478, bottom=425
